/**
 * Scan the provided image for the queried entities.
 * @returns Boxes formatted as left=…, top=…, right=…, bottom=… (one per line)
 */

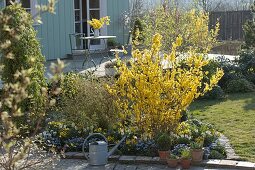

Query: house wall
left=0, top=0, right=129, bottom=60
left=0, top=1, right=4, bottom=8
left=36, top=0, right=74, bottom=60
left=107, top=0, right=130, bottom=45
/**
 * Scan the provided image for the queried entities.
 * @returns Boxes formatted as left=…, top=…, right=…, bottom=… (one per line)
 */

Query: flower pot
left=94, top=29, right=100, bottom=37
left=158, top=150, right=170, bottom=160
left=180, top=159, right=191, bottom=169
left=124, top=44, right=132, bottom=56
left=105, top=67, right=117, bottom=76
left=167, top=158, right=179, bottom=168
left=191, top=149, right=203, bottom=163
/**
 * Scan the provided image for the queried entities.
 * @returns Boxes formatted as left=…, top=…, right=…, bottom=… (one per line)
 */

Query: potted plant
left=191, top=137, right=204, bottom=163
left=88, top=16, right=110, bottom=37
left=180, top=148, right=191, bottom=169
left=167, top=154, right=179, bottom=168
left=156, top=134, right=172, bottom=160
left=105, top=60, right=119, bottom=76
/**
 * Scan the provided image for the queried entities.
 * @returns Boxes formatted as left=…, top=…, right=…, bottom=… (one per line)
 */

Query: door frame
left=86, top=0, right=107, bottom=50
left=73, top=0, right=108, bottom=50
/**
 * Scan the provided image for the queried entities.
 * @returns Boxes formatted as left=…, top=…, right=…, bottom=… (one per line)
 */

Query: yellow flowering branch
left=88, top=16, right=110, bottom=30
left=107, top=33, right=223, bottom=138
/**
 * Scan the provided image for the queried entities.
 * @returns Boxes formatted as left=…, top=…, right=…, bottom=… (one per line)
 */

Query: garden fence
left=209, top=10, right=253, bottom=41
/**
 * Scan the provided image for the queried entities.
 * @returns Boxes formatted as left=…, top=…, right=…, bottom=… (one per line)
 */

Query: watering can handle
left=82, top=133, right=108, bottom=160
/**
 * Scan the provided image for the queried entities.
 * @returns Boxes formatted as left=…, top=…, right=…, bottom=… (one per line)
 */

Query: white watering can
left=82, top=133, right=126, bottom=166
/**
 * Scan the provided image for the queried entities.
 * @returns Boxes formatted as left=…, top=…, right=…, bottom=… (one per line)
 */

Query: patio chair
left=69, top=33, right=96, bottom=71
left=69, top=33, right=87, bottom=56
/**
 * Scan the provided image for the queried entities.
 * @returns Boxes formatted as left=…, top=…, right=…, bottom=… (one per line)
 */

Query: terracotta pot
left=191, top=149, right=204, bottom=163
left=158, top=150, right=170, bottom=160
left=180, top=159, right=191, bottom=169
left=167, top=158, right=179, bottom=168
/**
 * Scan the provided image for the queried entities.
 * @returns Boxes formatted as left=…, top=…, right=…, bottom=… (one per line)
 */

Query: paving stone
left=104, top=163, right=117, bottom=170
left=73, top=152, right=85, bottom=159
left=114, top=164, right=126, bottom=170
left=114, top=164, right=137, bottom=170
left=64, top=152, right=79, bottom=158
left=109, top=155, right=121, bottom=161
left=135, top=156, right=153, bottom=163
left=33, top=158, right=253, bottom=170
left=219, top=160, right=238, bottom=168
left=202, top=159, right=221, bottom=167
left=236, top=161, right=255, bottom=169
left=84, top=164, right=116, bottom=170
left=119, top=156, right=136, bottom=163
left=137, top=164, right=170, bottom=170
left=125, top=165, right=138, bottom=170
left=151, top=157, right=166, bottom=164
left=218, top=134, right=240, bottom=160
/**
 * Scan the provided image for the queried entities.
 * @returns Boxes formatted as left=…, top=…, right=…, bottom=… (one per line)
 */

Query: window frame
left=4, top=0, right=38, bottom=17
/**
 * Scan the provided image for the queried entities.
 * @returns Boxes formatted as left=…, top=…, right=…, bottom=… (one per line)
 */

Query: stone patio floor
left=42, top=159, right=240, bottom=170
left=44, top=53, right=239, bottom=79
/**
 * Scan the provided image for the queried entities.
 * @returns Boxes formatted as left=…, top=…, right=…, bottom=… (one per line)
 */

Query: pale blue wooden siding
left=38, top=0, right=130, bottom=60
left=107, top=0, right=130, bottom=45
left=0, top=0, right=130, bottom=60
left=36, top=0, right=74, bottom=60
left=0, top=1, right=4, bottom=8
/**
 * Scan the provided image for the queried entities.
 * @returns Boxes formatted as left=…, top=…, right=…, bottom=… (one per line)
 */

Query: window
left=20, top=0, right=31, bottom=13
left=5, top=0, right=37, bottom=16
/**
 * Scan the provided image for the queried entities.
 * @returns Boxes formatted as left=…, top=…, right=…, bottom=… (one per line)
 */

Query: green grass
left=190, top=93, right=255, bottom=162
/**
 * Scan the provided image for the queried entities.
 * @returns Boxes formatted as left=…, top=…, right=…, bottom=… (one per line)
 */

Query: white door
left=74, top=0, right=107, bottom=50
left=87, top=0, right=107, bottom=50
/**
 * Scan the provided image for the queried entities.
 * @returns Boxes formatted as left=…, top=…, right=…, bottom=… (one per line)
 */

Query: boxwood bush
left=0, top=5, right=47, bottom=133
left=225, top=78, right=255, bottom=93
left=202, top=85, right=226, bottom=100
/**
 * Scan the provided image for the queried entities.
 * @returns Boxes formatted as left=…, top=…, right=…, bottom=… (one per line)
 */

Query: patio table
left=80, top=36, right=117, bottom=70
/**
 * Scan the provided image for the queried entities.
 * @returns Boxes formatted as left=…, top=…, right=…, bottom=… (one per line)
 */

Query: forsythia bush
left=141, top=7, right=219, bottom=53
left=107, top=34, right=223, bottom=137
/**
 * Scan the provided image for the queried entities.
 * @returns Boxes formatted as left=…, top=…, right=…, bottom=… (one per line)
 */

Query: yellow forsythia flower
left=88, top=16, right=110, bottom=30
left=107, top=34, right=223, bottom=137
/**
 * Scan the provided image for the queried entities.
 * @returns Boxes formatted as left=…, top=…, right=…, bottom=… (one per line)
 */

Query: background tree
left=238, top=1, right=255, bottom=76
left=141, top=5, right=219, bottom=53
left=243, top=1, right=255, bottom=49
left=194, top=0, right=252, bottom=11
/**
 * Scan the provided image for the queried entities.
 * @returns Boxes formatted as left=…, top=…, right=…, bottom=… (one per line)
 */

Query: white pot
left=94, top=29, right=100, bottom=37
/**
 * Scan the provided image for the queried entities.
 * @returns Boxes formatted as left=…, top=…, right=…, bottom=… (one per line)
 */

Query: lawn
left=190, top=93, right=255, bottom=162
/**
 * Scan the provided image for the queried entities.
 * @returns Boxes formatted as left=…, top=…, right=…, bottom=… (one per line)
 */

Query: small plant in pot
left=191, top=137, right=204, bottom=163
left=180, top=148, right=191, bottom=169
left=167, top=154, right=179, bottom=168
left=156, top=133, right=172, bottom=160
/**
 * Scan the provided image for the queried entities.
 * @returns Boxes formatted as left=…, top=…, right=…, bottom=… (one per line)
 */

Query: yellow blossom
left=107, top=34, right=223, bottom=137
left=88, top=16, right=110, bottom=30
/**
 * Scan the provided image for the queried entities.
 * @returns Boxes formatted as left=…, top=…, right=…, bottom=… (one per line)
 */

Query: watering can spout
left=108, top=135, right=126, bottom=157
